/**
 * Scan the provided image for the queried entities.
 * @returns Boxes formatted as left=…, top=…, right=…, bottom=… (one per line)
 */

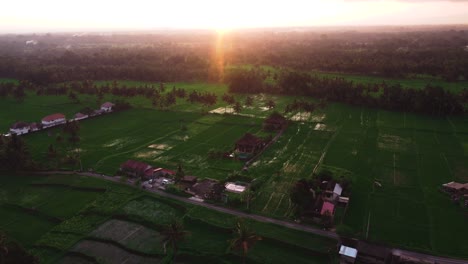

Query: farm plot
left=247, top=102, right=467, bottom=257
left=120, top=197, right=185, bottom=225
left=320, top=106, right=468, bottom=257
left=91, top=219, right=164, bottom=254
left=70, top=239, right=162, bottom=264
left=0, top=174, right=103, bottom=246
left=0, top=205, right=56, bottom=247
left=25, top=109, right=261, bottom=178
left=249, top=122, right=335, bottom=218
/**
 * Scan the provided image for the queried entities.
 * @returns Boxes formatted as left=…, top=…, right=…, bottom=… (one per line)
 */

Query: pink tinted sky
left=1, top=0, right=467, bottom=32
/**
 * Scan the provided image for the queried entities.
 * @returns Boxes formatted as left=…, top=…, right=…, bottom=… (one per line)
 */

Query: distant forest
left=0, top=29, right=467, bottom=115
left=1, top=29, right=468, bottom=83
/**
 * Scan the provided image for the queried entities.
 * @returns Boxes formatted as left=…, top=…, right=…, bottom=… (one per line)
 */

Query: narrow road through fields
left=28, top=171, right=468, bottom=264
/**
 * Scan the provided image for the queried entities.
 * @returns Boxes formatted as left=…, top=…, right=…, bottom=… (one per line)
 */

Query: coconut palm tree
left=229, top=219, right=262, bottom=264
left=161, top=219, right=189, bottom=262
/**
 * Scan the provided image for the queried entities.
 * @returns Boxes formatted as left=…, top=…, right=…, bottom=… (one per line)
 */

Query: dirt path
left=29, top=170, right=338, bottom=240
left=311, top=125, right=342, bottom=175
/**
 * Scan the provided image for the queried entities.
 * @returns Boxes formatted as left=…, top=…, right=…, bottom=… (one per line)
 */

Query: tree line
left=227, top=69, right=467, bottom=115
left=2, top=29, right=468, bottom=83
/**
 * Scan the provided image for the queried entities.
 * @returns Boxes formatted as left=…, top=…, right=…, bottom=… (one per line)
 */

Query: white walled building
left=41, top=113, right=66, bottom=127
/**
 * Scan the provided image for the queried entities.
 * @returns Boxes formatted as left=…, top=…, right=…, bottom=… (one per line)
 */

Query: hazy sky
left=1, top=0, right=468, bottom=33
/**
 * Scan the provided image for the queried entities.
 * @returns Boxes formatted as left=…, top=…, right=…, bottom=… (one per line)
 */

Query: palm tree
left=161, top=219, right=189, bottom=262
left=229, top=219, right=262, bottom=264
left=233, top=101, right=242, bottom=114
left=0, top=232, right=8, bottom=264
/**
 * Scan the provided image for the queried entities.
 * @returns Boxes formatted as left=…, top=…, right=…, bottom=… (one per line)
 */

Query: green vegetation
left=246, top=103, right=468, bottom=258
left=227, top=64, right=468, bottom=94
left=0, top=78, right=467, bottom=260
left=0, top=174, right=336, bottom=263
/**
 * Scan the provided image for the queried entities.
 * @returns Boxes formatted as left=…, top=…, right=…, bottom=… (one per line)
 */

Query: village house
left=153, top=168, right=176, bottom=178
left=41, top=113, right=66, bottom=127
left=73, top=112, right=88, bottom=121
left=120, top=160, right=153, bottom=179
left=320, top=201, right=335, bottom=216
left=101, top=102, right=114, bottom=112
left=179, top=175, right=198, bottom=190
left=442, top=181, right=468, bottom=194
left=187, top=179, right=223, bottom=200
left=235, top=133, right=265, bottom=159
left=92, top=109, right=105, bottom=116
left=263, top=112, right=287, bottom=131
left=30, top=122, right=41, bottom=132
left=180, top=175, right=198, bottom=184
left=10, top=122, right=30, bottom=135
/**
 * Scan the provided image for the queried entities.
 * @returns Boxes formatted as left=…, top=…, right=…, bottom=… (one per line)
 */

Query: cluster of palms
left=0, top=134, right=33, bottom=171
left=228, top=69, right=466, bottom=115
left=162, top=218, right=261, bottom=264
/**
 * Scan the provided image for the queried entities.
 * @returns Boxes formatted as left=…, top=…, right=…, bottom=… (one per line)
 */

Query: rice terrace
left=1, top=26, right=468, bottom=264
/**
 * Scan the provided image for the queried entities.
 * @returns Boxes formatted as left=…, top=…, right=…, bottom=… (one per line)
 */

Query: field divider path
left=311, top=125, right=342, bottom=176
left=23, top=171, right=468, bottom=264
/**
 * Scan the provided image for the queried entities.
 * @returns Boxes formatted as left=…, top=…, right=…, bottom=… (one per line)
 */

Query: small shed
left=181, top=176, right=198, bottom=184
left=225, top=182, right=247, bottom=193
left=101, top=102, right=115, bottom=112
left=339, top=245, right=358, bottom=264
left=30, top=122, right=41, bottom=131
left=74, top=113, right=88, bottom=121
left=333, top=183, right=343, bottom=199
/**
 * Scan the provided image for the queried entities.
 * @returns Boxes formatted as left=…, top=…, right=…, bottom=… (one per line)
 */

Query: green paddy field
left=1, top=78, right=467, bottom=260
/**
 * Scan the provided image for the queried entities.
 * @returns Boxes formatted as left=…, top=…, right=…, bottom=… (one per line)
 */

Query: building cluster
left=120, top=159, right=235, bottom=201
left=318, top=181, right=350, bottom=218
left=5, top=102, right=114, bottom=136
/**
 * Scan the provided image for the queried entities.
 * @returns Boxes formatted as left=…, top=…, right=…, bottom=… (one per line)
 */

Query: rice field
left=1, top=80, right=467, bottom=259
left=249, top=103, right=468, bottom=258
left=0, top=174, right=336, bottom=264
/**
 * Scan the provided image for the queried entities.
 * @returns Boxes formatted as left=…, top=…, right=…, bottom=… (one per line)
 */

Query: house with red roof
left=10, top=122, right=30, bottom=135
left=120, top=160, right=153, bottom=179
left=321, top=201, right=335, bottom=216
left=101, top=102, right=114, bottom=112
left=73, top=112, right=88, bottom=121
left=153, top=168, right=176, bottom=178
left=41, top=113, right=66, bottom=127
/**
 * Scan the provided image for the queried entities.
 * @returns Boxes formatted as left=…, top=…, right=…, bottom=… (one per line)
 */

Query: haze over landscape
left=2, top=0, right=468, bottom=32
